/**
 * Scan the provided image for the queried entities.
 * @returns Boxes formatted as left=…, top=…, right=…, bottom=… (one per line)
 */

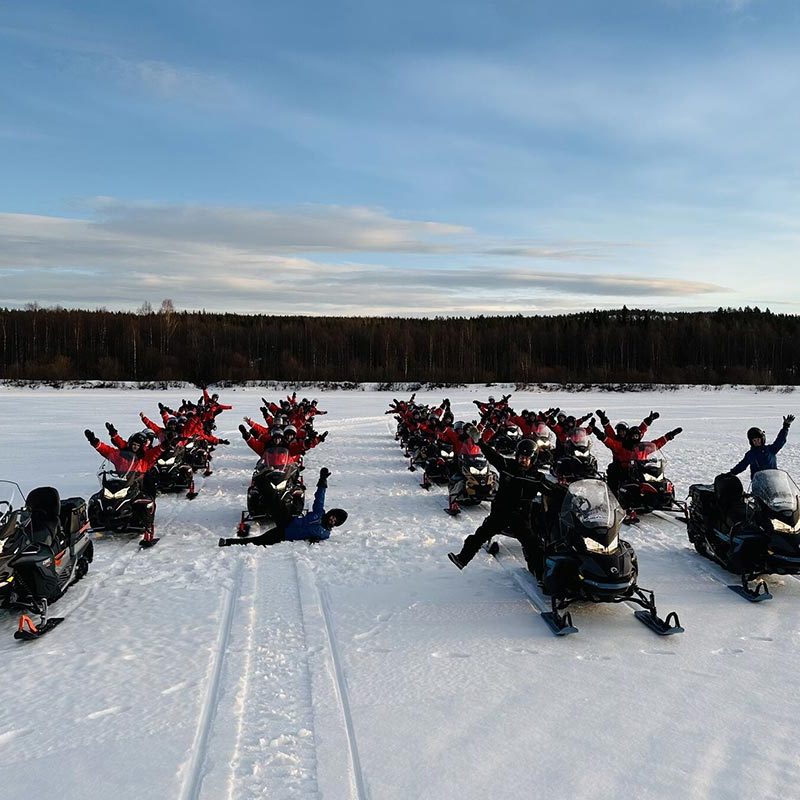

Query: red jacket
left=93, top=441, right=164, bottom=473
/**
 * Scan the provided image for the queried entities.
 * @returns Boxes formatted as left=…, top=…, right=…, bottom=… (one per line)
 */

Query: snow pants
left=222, top=483, right=292, bottom=547
left=457, top=511, right=536, bottom=569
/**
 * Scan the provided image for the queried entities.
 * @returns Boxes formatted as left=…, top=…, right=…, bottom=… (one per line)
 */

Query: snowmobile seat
left=26, top=486, right=62, bottom=547
left=714, top=473, right=747, bottom=529
left=60, top=497, right=87, bottom=540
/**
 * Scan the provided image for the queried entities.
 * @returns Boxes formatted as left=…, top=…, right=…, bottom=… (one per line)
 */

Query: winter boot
left=445, top=498, right=461, bottom=516
left=186, top=479, right=198, bottom=500
left=448, top=552, right=466, bottom=570
left=139, top=527, right=160, bottom=548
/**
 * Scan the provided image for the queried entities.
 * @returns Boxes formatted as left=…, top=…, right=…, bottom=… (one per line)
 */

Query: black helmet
left=564, top=415, right=576, bottom=429
left=747, top=427, right=766, bottom=443
left=516, top=439, right=538, bottom=459
left=324, top=508, right=348, bottom=528
left=615, top=421, right=629, bottom=435
left=127, top=432, right=146, bottom=450
left=453, top=421, right=465, bottom=432
left=625, top=427, right=642, bottom=443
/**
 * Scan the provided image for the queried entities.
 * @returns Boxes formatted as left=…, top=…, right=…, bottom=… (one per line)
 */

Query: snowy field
left=1, top=385, right=800, bottom=800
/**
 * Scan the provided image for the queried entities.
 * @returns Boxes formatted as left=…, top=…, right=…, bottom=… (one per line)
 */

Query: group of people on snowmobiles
left=83, top=387, right=234, bottom=546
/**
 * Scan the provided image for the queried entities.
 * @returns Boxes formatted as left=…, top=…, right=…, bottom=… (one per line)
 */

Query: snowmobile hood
left=751, top=469, right=800, bottom=523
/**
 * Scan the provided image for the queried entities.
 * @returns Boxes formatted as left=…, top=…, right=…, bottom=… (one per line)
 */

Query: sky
left=1, top=0, right=799, bottom=316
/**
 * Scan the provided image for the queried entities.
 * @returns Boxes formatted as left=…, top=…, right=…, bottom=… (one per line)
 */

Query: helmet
left=463, top=423, right=478, bottom=439
left=324, top=508, right=348, bottom=528
left=127, top=432, right=147, bottom=450
left=615, top=421, right=629, bottom=435
left=556, top=412, right=566, bottom=424
left=283, top=425, right=297, bottom=438
left=626, top=427, right=642, bottom=443
left=165, top=416, right=179, bottom=430
left=488, top=396, right=496, bottom=403
left=516, top=439, right=538, bottom=459
left=747, top=426, right=766, bottom=443
left=270, top=428, right=285, bottom=441
left=564, top=415, right=576, bottom=429
left=453, top=421, right=465, bottom=432
left=442, top=411, right=454, bottom=426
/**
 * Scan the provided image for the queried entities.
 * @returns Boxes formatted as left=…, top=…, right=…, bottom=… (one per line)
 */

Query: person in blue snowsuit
left=219, top=468, right=348, bottom=547
left=730, top=415, right=795, bottom=478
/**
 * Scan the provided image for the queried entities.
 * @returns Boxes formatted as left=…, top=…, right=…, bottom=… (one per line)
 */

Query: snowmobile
left=151, top=443, right=196, bottom=498
left=88, top=469, right=156, bottom=538
left=183, top=437, right=213, bottom=476
left=533, top=478, right=683, bottom=635
left=616, top=442, right=683, bottom=518
left=531, top=422, right=557, bottom=465
left=446, top=452, right=498, bottom=510
left=0, top=481, right=93, bottom=640
left=687, top=469, right=800, bottom=601
left=236, top=447, right=305, bottom=536
left=489, top=424, right=523, bottom=456
left=419, top=440, right=455, bottom=489
left=557, top=427, right=598, bottom=478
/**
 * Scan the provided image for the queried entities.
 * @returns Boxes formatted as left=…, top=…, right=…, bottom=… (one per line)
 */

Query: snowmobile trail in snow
left=179, top=558, right=244, bottom=800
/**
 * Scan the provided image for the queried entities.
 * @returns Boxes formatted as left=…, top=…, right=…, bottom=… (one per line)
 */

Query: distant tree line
left=0, top=305, right=798, bottom=385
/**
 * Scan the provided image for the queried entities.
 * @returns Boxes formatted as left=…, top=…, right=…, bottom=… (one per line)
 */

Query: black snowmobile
left=534, top=478, right=683, bottom=635
left=237, top=447, right=305, bottom=536
left=687, top=469, right=800, bottom=601
left=531, top=422, right=556, bottom=466
left=419, top=439, right=455, bottom=489
left=616, top=442, right=684, bottom=518
left=0, top=481, right=93, bottom=640
left=183, top=437, right=213, bottom=476
left=151, top=443, right=196, bottom=498
left=446, top=451, right=498, bottom=512
left=556, top=427, right=598, bottom=479
left=88, top=469, right=155, bottom=538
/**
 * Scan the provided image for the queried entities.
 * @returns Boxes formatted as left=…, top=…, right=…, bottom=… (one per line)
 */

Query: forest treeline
left=0, top=306, right=797, bottom=385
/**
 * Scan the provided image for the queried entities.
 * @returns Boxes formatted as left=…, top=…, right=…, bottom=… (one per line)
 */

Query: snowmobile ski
left=633, top=609, right=684, bottom=635
left=541, top=610, right=579, bottom=636
left=139, top=537, right=160, bottom=549
left=14, top=615, right=64, bottom=641
left=728, top=578, right=772, bottom=602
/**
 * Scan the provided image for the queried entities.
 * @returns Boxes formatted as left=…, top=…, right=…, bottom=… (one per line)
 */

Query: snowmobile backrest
left=25, top=486, right=61, bottom=546
left=60, top=497, right=87, bottom=539
left=714, top=473, right=744, bottom=510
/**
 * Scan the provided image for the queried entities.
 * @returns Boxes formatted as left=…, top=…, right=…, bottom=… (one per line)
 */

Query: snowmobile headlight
left=772, top=518, right=800, bottom=534
left=442, top=449, right=453, bottom=458
left=275, top=480, right=288, bottom=490
left=104, top=487, right=129, bottom=500
left=583, top=533, right=619, bottom=554
left=469, top=466, right=487, bottom=475
left=158, top=457, right=176, bottom=466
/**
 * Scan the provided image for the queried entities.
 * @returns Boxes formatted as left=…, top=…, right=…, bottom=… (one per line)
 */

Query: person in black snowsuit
left=218, top=468, right=348, bottom=547
left=447, top=438, right=544, bottom=572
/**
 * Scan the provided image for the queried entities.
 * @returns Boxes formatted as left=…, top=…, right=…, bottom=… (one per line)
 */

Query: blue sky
left=1, top=0, right=799, bottom=315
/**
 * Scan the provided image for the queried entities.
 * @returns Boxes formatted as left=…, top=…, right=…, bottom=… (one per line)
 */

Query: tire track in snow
left=295, top=555, right=369, bottom=800
left=179, top=557, right=244, bottom=800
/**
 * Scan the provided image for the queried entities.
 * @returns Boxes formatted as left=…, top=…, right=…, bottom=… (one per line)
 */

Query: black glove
left=320, top=431, right=329, bottom=441
left=784, top=414, right=795, bottom=428
left=84, top=429, right=98, bottom=446
left=595, top=409, right=608, bottom=425
left=666, top=427, right=683, bottom=441
left=218, top=438, right=230, bottom=445
left=645, top=410, right=660, bottom=425
left=238, top=424, right=250, bottom=440
left=502, top=393, right=511, bottom=402
left=158, top=402, right=165, bottom=412
left=318, top=467, right=331, bottom=487
left=105, top=422, right=117, bottom=436
left=587, top=417, right=597, bottom=434
left=443, top=398, right=450, bottom=405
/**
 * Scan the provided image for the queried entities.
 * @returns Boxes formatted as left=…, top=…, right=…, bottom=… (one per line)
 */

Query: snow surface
left=1, top=386, right=800, bottom=800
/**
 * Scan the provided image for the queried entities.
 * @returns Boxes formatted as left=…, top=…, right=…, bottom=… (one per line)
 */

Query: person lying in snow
left=218, top=468, right=348, bottom=547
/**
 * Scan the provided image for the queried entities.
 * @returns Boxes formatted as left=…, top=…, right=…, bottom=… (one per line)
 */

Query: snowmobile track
left=179, top=558, right=245, bottom=800
left=318, top=580, right=370, bottom=800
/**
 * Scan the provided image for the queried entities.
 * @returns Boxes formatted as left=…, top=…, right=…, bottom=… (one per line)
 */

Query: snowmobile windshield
left=533, top=423, right=556, bottom=449
left=461, top=454, right=489, bottom=474
left=0, top=481, right=24, bottom=542
left=260, top=447, right=291, bottom=471
left=634, top=442, right=665, bottom=473
left=560, top=479, right=624, bottom=532
left=565, top=428, right=591, bottom=452
left=751, top=470, right=800, bottom=516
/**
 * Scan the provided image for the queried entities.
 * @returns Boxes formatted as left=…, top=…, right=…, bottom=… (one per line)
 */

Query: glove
left=238, top=424, right=250, bottom=439
left=105, top=422, right=117, bottom=436
left=320, top=431, right=329, bottom=441
left=84, top=429, right=99, bottom=446
left=645, top=410, right=660, bottom=424
left=784, top=414, right=795, bottom=428
left=595, top=409, right=608, bottom=425
left=587, top=417, right=597, bottom=434
left=665, top=427, right=683, bottom=441
left=502, top=393, right=511, bottom=402
left=319, top=467, right=331, bottom=480
left=158, top=402, right=165, bottom=412
left=218, top=439, right=230, bottom=445
left=443, top=398, right=450, bottom=405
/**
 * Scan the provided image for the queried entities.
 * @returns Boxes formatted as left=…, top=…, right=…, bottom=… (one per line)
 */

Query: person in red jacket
left=84, top=429, right=163, bottom=546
